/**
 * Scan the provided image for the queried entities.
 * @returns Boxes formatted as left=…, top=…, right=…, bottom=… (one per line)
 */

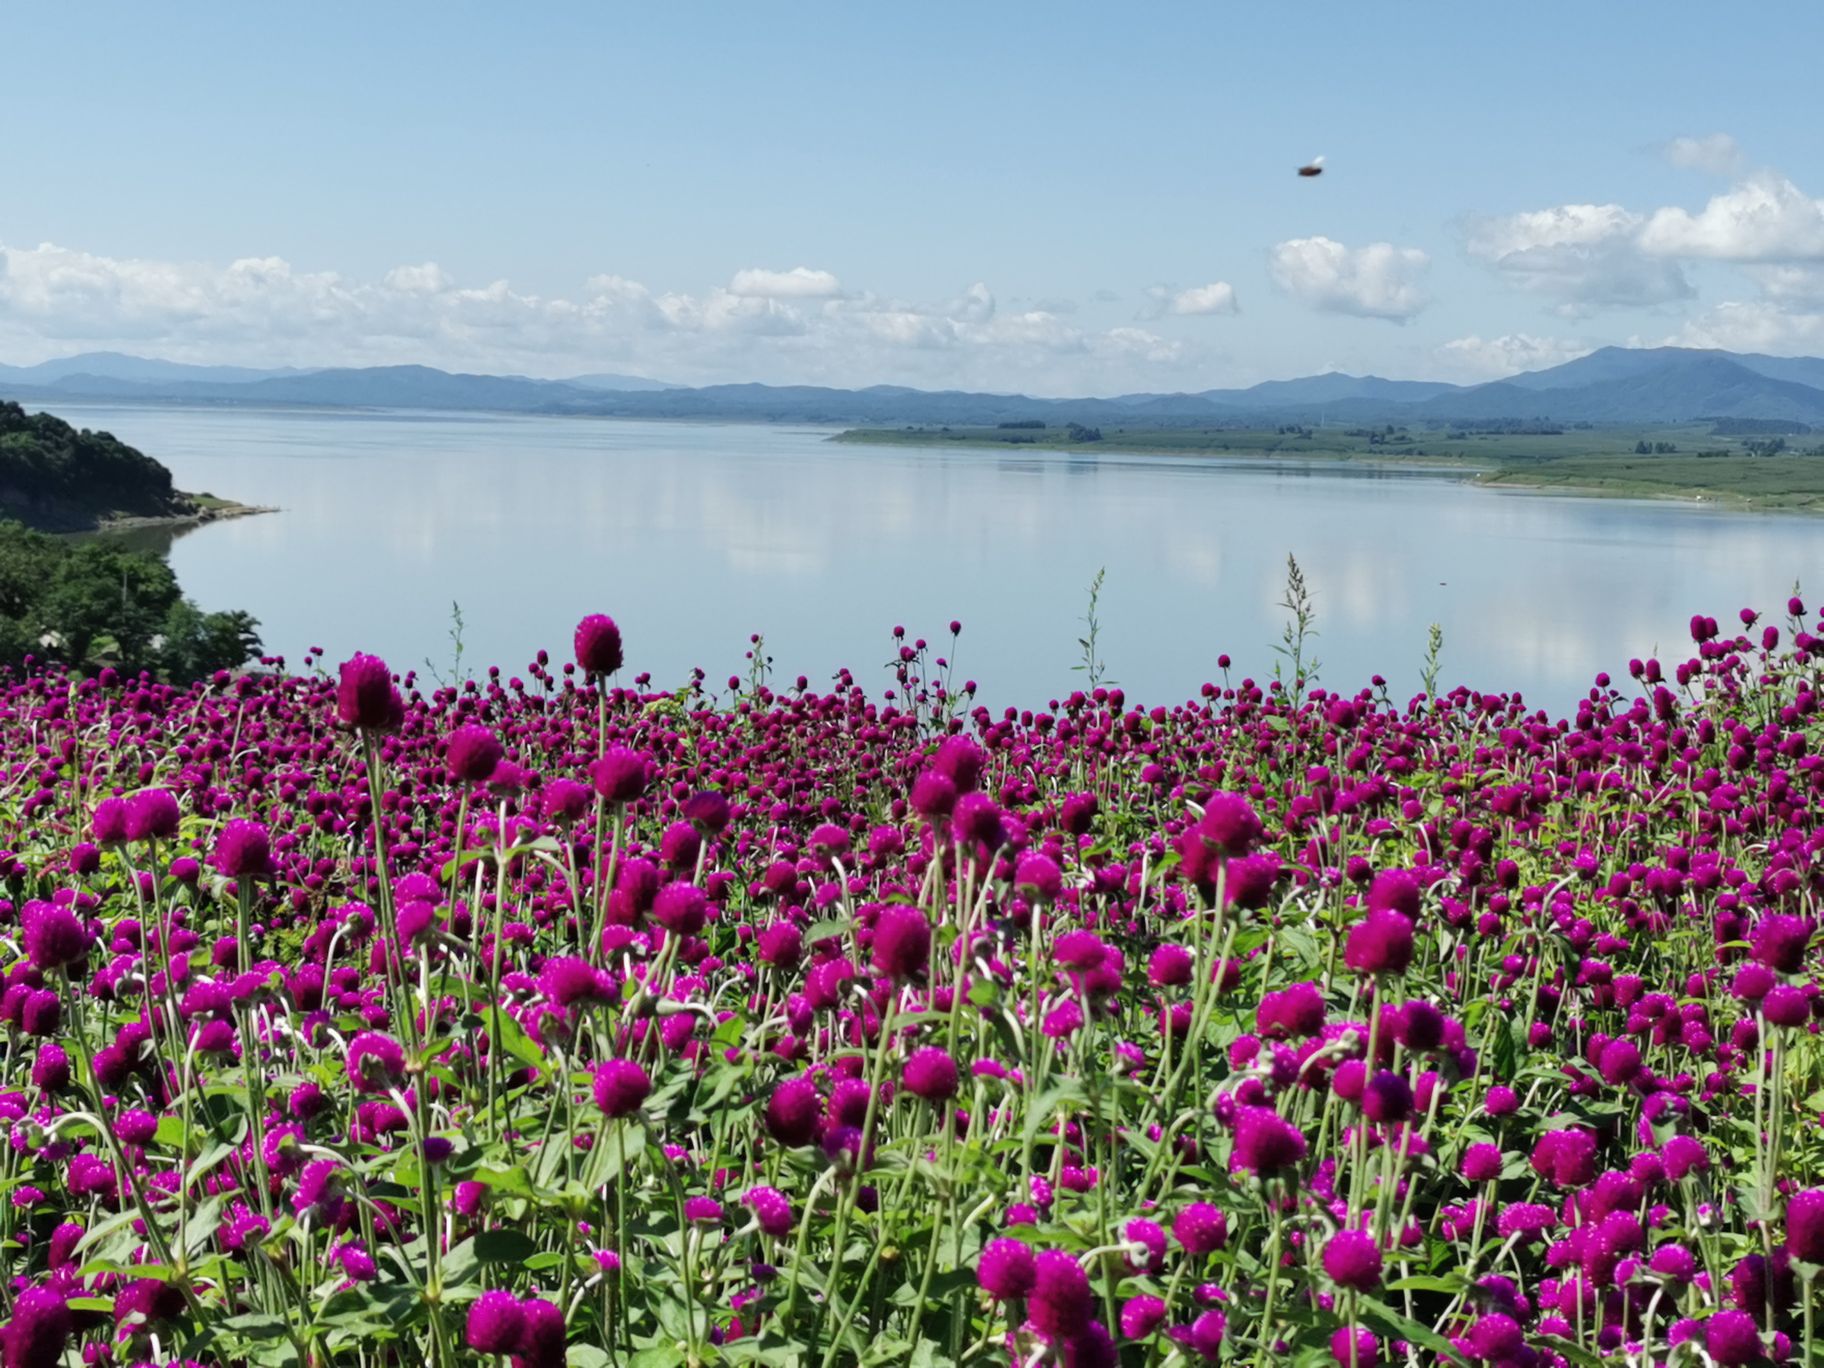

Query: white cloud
left=1165, top=282, right=1238, bottom=316
left=1750, top=265, right=1824, bottom=308
left=1662, top=300, right=1824, bottom=354
left=0, top=240, right=1215, bottom=395
left=726, top=266, right=842, bottom=299
left=1267, top=237, right=1429, bottom=321
left=1436, top=333, right=1592, bottom=379
left=1664, top=133, right=1744, bottom=175
left=1638, top=173, right=1824, bottom=262
left=1465, top=205, right=1692, bottom=310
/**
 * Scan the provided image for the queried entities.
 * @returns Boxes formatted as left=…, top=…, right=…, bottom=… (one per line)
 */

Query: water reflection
left=39, top=404, right=1824, bottom=713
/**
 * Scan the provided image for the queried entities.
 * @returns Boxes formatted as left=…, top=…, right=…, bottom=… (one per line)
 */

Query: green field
left=831, top=422, right=1824, bottom=510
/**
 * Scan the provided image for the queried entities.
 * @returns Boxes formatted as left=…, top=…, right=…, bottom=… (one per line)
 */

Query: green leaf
left=1356, top=1295, right=1465, bottom=1364
left=803, top=918, right=852, bottom=944
left=489, top=1007, right=547, bottom=1071
left=475, top=1229, right=539, bottom=1264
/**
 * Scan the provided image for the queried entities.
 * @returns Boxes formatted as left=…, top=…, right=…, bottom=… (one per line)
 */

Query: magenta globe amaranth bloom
left=2, top=1286, right=71, bottom=1368
left=22, top=903, right=89, bottom=973
left=124, top=788, right=180, bottom=842
left=347, top=1032, right=405, bottom=1093
left=1231, top=1106, right=1307, bottom=1178
left=1345, top=909, right=1414, bottom=975
left=446, top=726, right=504, bottom=785
left=902, top=1047, right=958, bottom=1102
left=1788, top=1188, right=1824, bottom=1262
left=593, top=1058, right=650, bottom=1118
left=765, top=1077, right=821, bottom=1147
left=1028, top=1249, right=1092, bottom=1337
left=977, top=1238, right=1036, bottom=1300
left=1322, top=1229, right=1383, bottom=1291
left=1704, top=1311, right=1764, bottom=1367
left=590, top=747, right=649, bottom=803
left=212, top=819, right=273, bottom=879
left=336, top=652, right=402, bottom=731
left=574, top=613, right=624, bottom=676
left=465, top=1290, right=526, bottom=1355
left=870, top=904, right=930, bottom=981
left=1173, top=1202, right=1228, bottom=1255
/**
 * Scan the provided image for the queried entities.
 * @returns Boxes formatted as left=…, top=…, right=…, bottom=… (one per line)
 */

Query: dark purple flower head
left=465, top=1290, right=526, bottom=1355
left=1329, top=1326, right=1379, bottom=1367
left=1015, top=853, right=1064, bottom=904
left=514, top=1297, right=566, bottom=1368
left=744, top=1185, right=793, bottom=1237
left=1752, top=914, right=1811, bottom=974
left=1196, top=792, right=1262, bottom=858
left=684, top=791, right=733, bottom=835
left=212, top=819, right=273, bottom=879
left=539, top=956, right=607, bottom=1007
left=1361, top=1070, right=1414, bottom=1124
left=765, top=1077, right=822, bottom=1147
left=125, top=789, right=181, bottom=842
left=590, top=747, right=649, bottom=803
left=931, top=737, right=986, bottom=793
left=446, top=726, right=504, bottom=785
left=1344, top=910, right=1414, bottom=976
left=541, top=777, right=591, bottom=823
left=1029, top=1249, right=1092, bottom=1337
left=1231, top=1106, right=1307, bottom=1178
left=977, top=1237, right=1036, bottom=1300
left=871, top=905, right=931, bottom=981
left=902, top=1047, right=958, bottom=1103
left=1465, top=1312, right=1524, bottom=1361
left=1788, top=1188, right=1824, bottom=1262
left=952, top=792, right=1005, bottom=852
left=574, top=614, right=624, bottom=677
left=910, top=771, right=958, bottom=820
left=23, top=902, right=89, bottom=973
left=1704, top=1310, right=1764, bottom=1366
left=347, top=1032, right=405, bottom=1093
left=1173, top=1202, right=1228, bottom=1256
left=652, top=882, right=708, bottom=936
left=1186, top=1309, right=1227, bottom=1360
left=91, top=797, right=129, bottom=846
left=1366, top=868, right=1422, bottom=919
left=1121, top=1295, right=1168, bottom=1340
left=3, top=1286, right=71, bottom=1368
left=336, top=652, right=403, bottom=732
left=1322, top=1229, right=1383, bottom=1291
left=593, top=1058, right=650, bottom=1118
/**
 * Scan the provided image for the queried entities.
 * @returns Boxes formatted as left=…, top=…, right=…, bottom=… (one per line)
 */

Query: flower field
left=0, top=606, right=1821, bottom=1368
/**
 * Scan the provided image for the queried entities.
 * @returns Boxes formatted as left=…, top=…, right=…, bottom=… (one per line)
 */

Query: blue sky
left=4, top=2, right=1823, bottom=392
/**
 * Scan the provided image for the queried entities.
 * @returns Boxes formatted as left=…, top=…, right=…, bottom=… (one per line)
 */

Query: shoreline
left=829, top=428, right=1824, bottom=516
left=89, top=499, right=279, bottom=535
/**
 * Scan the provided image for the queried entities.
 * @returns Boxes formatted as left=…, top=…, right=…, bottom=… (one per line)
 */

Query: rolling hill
left=8, top=346, right=1824, bottom=427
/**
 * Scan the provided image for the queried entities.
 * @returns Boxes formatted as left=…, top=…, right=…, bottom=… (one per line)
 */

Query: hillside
left=10, top=345, right=1824, bottom=426
left=0, top=401, right=197, bottom=531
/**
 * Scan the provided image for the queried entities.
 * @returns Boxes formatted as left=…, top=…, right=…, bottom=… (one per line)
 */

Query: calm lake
left=59, top=404, right=1824, bottom=712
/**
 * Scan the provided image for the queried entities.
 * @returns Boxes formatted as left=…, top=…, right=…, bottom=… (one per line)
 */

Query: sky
left=4, top=2, right=1824, bottom=394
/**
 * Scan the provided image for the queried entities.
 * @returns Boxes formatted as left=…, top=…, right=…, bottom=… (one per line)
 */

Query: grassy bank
left=832, top=422, right=1824, bottom=511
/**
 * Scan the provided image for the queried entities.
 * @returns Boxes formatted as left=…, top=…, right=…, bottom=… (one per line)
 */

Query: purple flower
left=870, top=905, right=931, bottom=981
left=1461, top=1143, right=1503, bottom=1183
left=212, top=818, right=273, bottom=879
left=1704, top=1310, right=1764, bottom=1367
left=574, top=614, right=624, bottom=676
left=1322, top=1229, right=1383, bottom=1292
left=1029, top=1249, right=1092, bottom=1337
left=977, top=1237, right=1036, bottom=1300
left=1345, top=910, right=1414, bottom=975
left=1196, top=792, right=1262, bottom=857
left=1173, top=1202, right=1228, bottom=1256
left=22, top=902, right=89, bottom=973
left=1751, top=913, right=1811, bottom=974
left=90, top=797, right=129, bottom=845
left=125, top=789, right=180, bottom=842
left=589, top=747, right=649, bottom=803
left=765, top=1077, right=821, bottom=1147
left=1465, top=1312, right=1524, bottom=1360
left=3, top=1287, right=70, bottom=1368
left=446, top=726, right=504, bottom=785
left=336, top=652, right=403, bottom=731
left=1120, top=1294, right=1168, bottom=1340
left=465, top=1290, right=525, bottom=1354
left=1788, top=1188, right=1824, bottom=1262
left=652, top=883, right=708, bottom=936
left=1186, top=1309, right=1227, bottom=1360
left=1366, top=868, right=1421, bottom=919
left=593, top=1059, right=650, bottom=1118
left=1230, top=1106, right=1307, bottom=1178
left=347, top=1032, right=405, bottom=1093
left=513, top=1297, right=566, bottom=1368
left=743, top=1185, right=793, bottom=1237
left=902, top=1047, right=958, bottom=1103
left=538, top=956, right=606, bottom=1007
left=1015, top=853, right=1064, bottom=903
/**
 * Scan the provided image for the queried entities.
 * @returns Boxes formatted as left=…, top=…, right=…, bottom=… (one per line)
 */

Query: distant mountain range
left=9, top=346, right=1824, bottom=427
